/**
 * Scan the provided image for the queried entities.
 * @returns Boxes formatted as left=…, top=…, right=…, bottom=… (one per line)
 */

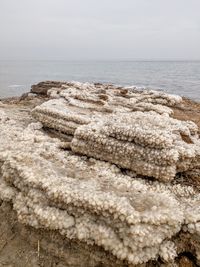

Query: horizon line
left=0, top=59, right=200, bottom=62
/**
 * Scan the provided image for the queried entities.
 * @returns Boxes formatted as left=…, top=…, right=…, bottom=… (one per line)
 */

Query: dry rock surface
left=0, top=81, right=200, bottom=267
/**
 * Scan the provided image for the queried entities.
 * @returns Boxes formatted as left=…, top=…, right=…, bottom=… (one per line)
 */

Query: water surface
left=0, top=60, right=199, bottom=100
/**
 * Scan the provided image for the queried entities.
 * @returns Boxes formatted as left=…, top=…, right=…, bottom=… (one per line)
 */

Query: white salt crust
left=32, top=82, right=199, bottom=181
left=0, top=109, right=200, bottom=265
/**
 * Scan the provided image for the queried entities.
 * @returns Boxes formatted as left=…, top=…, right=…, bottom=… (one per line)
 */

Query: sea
left=0, top=60, right=200, bottom=100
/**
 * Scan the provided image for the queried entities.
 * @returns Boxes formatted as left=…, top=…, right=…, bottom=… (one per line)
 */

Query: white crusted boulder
left=71, top=111, right=200, bottom=182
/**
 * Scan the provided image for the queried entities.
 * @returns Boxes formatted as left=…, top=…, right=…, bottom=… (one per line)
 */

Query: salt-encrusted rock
left=0, top=110, right=7, bottom=121
left=71, top=112, right=200, bottom=181
left=31, top=81, right=70, bottom=95
left=32, top=98, right=92, bottom=135
left=57, top=81, right=182, bottom=112
left=0, top=107, right=200, bottom=266
left=32, top=82, right=182, bottom=128
left=31, top=81, right=183, bottom=141
left=31, top=82, right=200, bottom=181
left=1, top=82, right=200, bottom=266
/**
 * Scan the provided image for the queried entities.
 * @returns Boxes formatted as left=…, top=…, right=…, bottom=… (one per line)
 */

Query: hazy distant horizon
left=1, top=59, right=200, bottom=62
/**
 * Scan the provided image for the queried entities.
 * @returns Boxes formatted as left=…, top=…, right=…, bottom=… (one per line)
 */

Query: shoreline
left=1, top=81, right=199, bottom=129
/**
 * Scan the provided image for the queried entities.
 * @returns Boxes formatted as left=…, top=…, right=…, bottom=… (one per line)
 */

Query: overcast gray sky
left=0, top=0, right=200, bottom=60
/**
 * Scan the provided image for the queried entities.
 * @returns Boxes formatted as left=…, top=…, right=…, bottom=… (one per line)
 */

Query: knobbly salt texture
left=0, top=106, right=200, bottom=265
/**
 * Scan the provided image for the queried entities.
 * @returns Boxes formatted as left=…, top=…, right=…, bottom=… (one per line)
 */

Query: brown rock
left=31, top=81, right=65, bottom=95
left=177, top=256, right=195, bottom=267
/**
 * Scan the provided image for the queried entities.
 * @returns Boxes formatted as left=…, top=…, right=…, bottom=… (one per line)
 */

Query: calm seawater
left=0, top=60, right=200, bottom=100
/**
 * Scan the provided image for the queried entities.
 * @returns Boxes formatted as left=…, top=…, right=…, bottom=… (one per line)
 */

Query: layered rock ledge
left=0, top=81, right=200, bottom=267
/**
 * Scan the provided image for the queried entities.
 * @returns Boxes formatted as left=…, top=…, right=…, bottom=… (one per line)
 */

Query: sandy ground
left=172, top=97, right=200, bottom=131
left=0, top=201, right=133, bottom=267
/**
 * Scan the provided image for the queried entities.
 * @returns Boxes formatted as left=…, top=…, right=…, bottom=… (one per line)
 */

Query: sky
left=0, top=0, right=200, bottom=60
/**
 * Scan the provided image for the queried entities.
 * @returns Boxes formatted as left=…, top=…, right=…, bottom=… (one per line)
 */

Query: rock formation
left=0, top=81, right=200, bottom=266
left=32, top=81, right=199, bottom=181
left=71, top=112, right=200, bottom=182
left=31, top=81, right=69, bottom=95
